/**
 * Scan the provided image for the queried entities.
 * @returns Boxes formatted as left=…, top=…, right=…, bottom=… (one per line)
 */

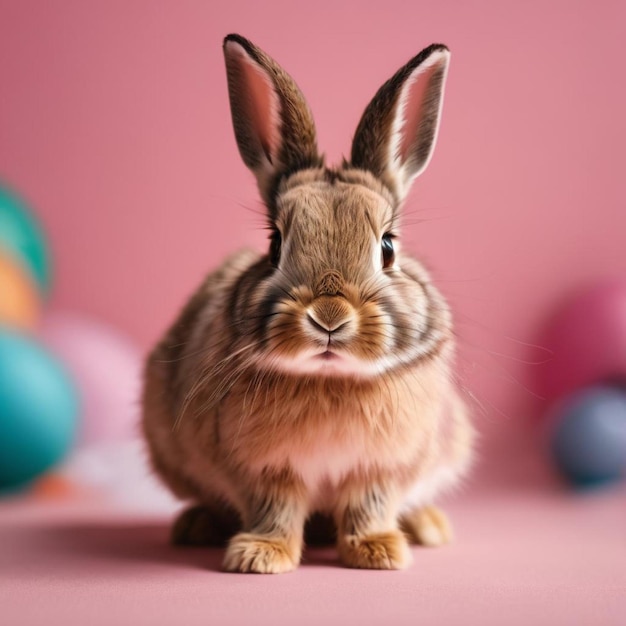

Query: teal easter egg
left=0, top=328, right=78, bottom=491
left=0, top=185, right=51, bottom=296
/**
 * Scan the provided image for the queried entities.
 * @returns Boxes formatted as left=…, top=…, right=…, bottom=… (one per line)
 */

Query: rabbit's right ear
left=223, top=34, right=321, bottom=205
left=350, top=44, right=450, bottom=205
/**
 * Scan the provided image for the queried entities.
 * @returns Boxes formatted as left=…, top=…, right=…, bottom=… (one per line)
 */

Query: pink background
left=1, top=4, right=625, bottom=624
left=1, top=0, right=625, bottom=473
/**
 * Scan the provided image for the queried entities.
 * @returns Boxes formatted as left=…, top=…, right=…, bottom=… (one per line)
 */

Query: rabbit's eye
left=381, top=234, right=395, bottom=268
left=269, top=230, right=282, bottom=266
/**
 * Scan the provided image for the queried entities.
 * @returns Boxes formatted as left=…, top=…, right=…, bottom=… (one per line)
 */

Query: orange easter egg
left=31, top=473, right=78, bottom=500
left=0, top=250, right=41, bottom=330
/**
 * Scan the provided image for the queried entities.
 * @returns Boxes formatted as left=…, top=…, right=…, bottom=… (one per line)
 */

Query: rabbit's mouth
left=265, top=346, right=382, bottom=378
left=317, top=350, right=339, bottom=361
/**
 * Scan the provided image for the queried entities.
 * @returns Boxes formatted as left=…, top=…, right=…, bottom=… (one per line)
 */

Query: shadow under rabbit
left=0, top=519, right=346, bottom=576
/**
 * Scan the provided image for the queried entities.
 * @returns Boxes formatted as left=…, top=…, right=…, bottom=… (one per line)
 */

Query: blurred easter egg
left=549, top=386, right=626, bottom=488
left=31, top=473, right=78, bottom=500
left=0, top=185, right=51, bottom=295
left=0, top=250, right=40, bottom=330
left=537, top=280, right=626, bottom=402
left=40, top=311, right=142, bottom=445
left=0, top=328, right=79, bottom=492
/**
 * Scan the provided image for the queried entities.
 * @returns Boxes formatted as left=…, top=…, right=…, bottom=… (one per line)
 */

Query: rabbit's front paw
left=338, top=530, right=411, bottom=570
left=223, top=533, right=300, bottom=574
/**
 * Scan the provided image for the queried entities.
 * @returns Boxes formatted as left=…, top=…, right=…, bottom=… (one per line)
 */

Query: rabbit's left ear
left=350, top=44, right=450, bottom=204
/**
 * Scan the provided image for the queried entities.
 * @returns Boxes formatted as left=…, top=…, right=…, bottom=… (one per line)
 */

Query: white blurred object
left=58, top=438, right=181, bottom=514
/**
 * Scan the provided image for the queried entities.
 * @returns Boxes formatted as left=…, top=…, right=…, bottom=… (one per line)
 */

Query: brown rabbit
left=142, top=34, right=474, bottom=573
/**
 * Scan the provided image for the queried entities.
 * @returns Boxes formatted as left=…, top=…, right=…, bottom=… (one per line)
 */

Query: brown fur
left=142, top=34, right=474, bottom=573
left=223, top=34, right=322, bottom=208
left=400, top=505, right=454, bottom=547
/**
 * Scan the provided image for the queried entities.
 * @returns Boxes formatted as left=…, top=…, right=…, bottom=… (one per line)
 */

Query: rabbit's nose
left=314, top=270, right=345, bottom=298
left=306, top=296, right=355, bottom=336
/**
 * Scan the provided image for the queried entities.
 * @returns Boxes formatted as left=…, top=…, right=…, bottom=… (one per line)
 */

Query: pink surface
left=1, top=486, right=624, bottom=626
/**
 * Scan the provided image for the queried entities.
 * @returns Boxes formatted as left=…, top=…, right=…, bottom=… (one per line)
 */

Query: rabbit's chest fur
left=208, top=362, right=452, bottom=497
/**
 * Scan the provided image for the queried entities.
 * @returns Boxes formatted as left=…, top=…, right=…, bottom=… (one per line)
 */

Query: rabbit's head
left=223, top=34, right=452, bottom=377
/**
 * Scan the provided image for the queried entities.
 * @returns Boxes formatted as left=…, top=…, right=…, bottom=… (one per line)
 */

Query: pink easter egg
left=536, top=280, right=626, bottom=403
left=40, top=311, right=143, bottom=446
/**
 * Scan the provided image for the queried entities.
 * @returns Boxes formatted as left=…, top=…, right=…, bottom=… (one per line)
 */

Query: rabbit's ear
left=350, top=44, right=450, bottom=204
left=223, top=34, right=321, bottom=203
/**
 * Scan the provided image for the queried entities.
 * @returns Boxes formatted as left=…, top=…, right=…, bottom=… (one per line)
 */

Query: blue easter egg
left=550, top=386, right=626, bottom=487
left=0, top=328, right=79, bottom=492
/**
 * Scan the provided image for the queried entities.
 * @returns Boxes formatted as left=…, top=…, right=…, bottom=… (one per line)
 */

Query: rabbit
left=142, top=33, right=474, bottom=574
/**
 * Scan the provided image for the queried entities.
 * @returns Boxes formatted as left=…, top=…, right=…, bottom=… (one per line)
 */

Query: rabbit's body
left=144, top=251, right=471, bottom=509
left=142, top=35, right=474, bottom=573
